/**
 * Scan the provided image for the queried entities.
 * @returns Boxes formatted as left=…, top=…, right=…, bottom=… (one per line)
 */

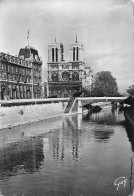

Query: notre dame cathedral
left=47, top=36, right=93, bottom=98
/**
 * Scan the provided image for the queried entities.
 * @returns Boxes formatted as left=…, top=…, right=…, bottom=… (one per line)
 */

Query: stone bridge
left=64, top=97, right=127, bottom=114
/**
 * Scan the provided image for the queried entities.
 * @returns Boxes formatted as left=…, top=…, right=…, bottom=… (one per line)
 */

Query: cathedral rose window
left=62, top=71, right=70, bottom=81
left=72, top=72, right=79, bottom=81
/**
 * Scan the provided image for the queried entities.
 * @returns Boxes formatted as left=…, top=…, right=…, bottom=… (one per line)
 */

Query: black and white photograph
left=0, top=0, right=134, bottom=195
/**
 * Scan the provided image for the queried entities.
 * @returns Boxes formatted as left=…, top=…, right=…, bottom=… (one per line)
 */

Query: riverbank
left=0, top=99, right=69, bottom=129
left=0, top=98, right=69, bottom=107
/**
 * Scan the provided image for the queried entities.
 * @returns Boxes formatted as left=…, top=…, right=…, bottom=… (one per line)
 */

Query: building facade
left=47, top=37, right=93, bottom=98
left=0, top=46, right=42, bottom=100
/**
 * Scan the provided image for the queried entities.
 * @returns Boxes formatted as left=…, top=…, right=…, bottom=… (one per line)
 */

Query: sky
left=0, top=0, right=134, bottom=93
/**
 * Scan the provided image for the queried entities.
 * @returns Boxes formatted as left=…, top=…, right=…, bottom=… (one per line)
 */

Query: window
left=72, top=72, right=79, bottom=81
left=0, top=62, right=2, bottom=69
left=10, top=74, right=13, bottom=80
left=13, top=66, right=16, bottom=73
left=2, top=72, right=7, bottom=79
left=72, top=64, right=79, bottom=69
left=1, top=63, right=3, bottom=70
left=7, top=65, right=10, bottom=72
left=51, top=73, right=58, bottom=82
left=10, top=66, right=12, bottom=73
left=56, top=48, right=58, bottom=62
left=52, top=48, right=54, bottom=62
left=15, top=58, right=18, bottom=64
left=19, top=75, right=22, bottom=82
left=3, top=63, right=6, bottom=71
left=13, top=74, right=15, bottom=81
left=6, top=55, right=10, bottom=62
left=62, top=71, right=70, bottom=81
left=15, top=67, right=18, bottom=73
left=73, top=47, right=75, bottom=61
left=11, top=58, right=13, bottom=63
left=19, top=60, right=22, bottom=65
left=62, top=65, right=69, bottom=69
left=76, top=47, right=79, bottom=61
left=7, top=73, right=10, bottom=80
left=51, top=64, right=58, bottom=70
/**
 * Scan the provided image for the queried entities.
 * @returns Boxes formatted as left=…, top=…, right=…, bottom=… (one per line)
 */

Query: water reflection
left=0, top=137, right=44, bottom=179
left=93, top=129, right=114, bottom=143
left=0, top=107, right=133, bottom=196
left=0, top=107, right=123, bottom=180
left=83, top=106, right=122, bottom=125
left=0, top=114, right=83, bottom=183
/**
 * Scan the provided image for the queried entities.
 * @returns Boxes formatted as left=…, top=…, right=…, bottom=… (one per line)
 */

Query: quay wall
left=0, top=98, right=69, bottom=129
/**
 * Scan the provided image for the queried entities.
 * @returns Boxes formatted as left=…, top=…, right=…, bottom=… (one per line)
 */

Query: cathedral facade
left=47, top=37, right=90, bottom=98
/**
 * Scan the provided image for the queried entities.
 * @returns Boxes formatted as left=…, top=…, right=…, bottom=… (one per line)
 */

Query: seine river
left=0, top=106, right=134, bottom=196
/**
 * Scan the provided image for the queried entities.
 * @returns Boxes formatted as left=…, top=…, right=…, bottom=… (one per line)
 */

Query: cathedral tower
left=70, top=35, right=84, bottom=62
left=48, top=38, right=64, bottom=63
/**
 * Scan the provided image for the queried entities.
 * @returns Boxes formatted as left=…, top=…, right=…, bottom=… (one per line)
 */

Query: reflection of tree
left=0, top=137, right=44, bottom=179
left=125, top=122, right=134, bottom=152
left=84, top=108, right=120, bottom=126
left=93, top=129, right=114, bottom=143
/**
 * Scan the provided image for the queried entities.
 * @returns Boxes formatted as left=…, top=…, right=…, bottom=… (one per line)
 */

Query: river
left=0, top=105, right=134, bottom=196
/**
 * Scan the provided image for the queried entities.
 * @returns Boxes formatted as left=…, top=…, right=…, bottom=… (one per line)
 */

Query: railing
left=64, top=97, right=75, bottom=113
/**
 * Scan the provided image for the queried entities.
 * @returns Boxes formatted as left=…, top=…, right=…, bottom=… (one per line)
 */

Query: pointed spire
left=27, top=30, right=30, bottom=47
left=55, top=37, right=56, bottom=43
left=75, top=34, right=78, bottom=43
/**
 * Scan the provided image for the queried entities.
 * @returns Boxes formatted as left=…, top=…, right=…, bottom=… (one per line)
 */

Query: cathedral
left=47, top=36, right=93, bottom=98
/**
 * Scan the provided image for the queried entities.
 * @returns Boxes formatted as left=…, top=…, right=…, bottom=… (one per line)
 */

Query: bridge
left=64, top=97, right=127, bottom=114
left=0, top=96, right=127, bottom=113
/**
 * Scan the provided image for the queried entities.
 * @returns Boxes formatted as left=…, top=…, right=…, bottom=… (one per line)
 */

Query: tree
left=81, top=86, right=90, bottom=97
left=127, top=84, right=134, bottom=96
left=91, top=71, right=119, bottom=97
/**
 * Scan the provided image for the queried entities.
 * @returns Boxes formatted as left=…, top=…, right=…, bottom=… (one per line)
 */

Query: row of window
left=0, top=72, right=31, bottom=83
left=1, top=91, right=42, bottom=99
left=5, top=91, right=32, bottom=99
left=0, top=63, right=31, bottom=75
left=1, top=84, right=41, bottom=93
left=50, top=72, right=80, bottom=82
left=49, top=64, right=79, bottom=70
left=1, top=84, right=32, bottom=91
left=0, top=53, right=31, bottom=67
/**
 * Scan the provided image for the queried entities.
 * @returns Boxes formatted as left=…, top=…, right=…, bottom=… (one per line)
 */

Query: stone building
left=0, top=46, right=42, bottom=100
left=47, top=37, right=93, bottom=98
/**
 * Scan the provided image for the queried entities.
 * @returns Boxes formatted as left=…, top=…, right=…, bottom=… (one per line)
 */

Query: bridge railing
left=76, top=97, right=127, bottom=101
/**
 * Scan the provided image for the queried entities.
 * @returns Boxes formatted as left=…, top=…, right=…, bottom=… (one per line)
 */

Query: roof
left=18, top=46, right=41, bottom=62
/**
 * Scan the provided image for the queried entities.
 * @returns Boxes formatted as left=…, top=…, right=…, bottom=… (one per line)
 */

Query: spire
left=55, top=37, right=56, bottom=43
left=27, top=30, right=29, bottom=47
left=75, top=34, right=78, bottom=43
